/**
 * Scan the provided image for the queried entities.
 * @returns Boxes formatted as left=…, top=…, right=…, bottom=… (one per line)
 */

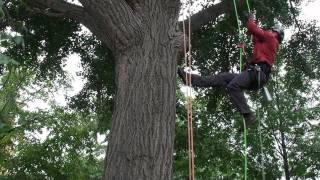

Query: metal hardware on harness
left=254, top=64, right=261, bottom=72
left=247, top=64, right=261, bottom=72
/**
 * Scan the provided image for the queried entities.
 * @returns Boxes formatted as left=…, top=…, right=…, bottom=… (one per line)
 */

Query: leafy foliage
left=1, top=107, right=104, bottom=179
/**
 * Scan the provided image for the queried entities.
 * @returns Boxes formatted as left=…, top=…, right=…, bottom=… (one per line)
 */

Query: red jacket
left=246, top=19, right=279, bottom=67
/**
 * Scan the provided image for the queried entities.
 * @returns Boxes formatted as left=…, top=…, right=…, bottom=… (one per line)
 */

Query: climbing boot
left=244, top=113, right=257, bottom=127
left=239, top=113, right=257, bottom=132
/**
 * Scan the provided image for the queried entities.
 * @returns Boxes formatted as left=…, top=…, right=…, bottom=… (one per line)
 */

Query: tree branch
left=26, top=0, right=143, bottom=52
left=26, top=0, right=86, bottom=23
left=25, top=0, right=112, bottom=47
left=179, top=1, right=230, bottom=33
left=272, top=130, right=284, bottom=156
left=289, top=0, right=301, bottom=32
left=78, top=0, right=142, bottom=36
left=77, top=0, right=143, bottom=52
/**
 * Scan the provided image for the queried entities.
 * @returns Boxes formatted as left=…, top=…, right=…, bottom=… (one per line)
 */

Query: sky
left=300, top=0, right=320, bottom=21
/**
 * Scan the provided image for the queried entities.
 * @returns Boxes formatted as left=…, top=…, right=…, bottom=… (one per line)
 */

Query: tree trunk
left=104, top=40, right=178, bottom=179
left=280, top=131, right=290, bottom=180
left=102, top=2, right=180, bottom=179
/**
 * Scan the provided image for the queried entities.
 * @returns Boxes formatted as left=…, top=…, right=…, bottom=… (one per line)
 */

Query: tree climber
left=178, top=13, right=284, bottom=130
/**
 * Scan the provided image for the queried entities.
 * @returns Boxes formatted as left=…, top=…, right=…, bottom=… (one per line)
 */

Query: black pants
left=190, top=64, right=269, bottom=114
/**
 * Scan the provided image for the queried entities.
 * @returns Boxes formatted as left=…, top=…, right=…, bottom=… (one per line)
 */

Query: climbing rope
left=233, top=1, right=266, bottom=179
left=233, top=0, right=245, bottom=71
left=245, top=0, right=251, bottom=13
left=232, top=1, right=249, bottom=179
left=233, top=0, right=260, bottom=180
left=183, top=6, right=195, bottom=180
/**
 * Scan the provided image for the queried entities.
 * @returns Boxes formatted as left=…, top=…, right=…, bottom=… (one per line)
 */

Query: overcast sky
left=300, top=0, right=320, bottom=21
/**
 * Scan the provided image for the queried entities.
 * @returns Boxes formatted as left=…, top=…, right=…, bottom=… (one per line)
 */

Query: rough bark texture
left=102, top=1, right=181, bottom=179
left=25, top=0, right=230, bottom=179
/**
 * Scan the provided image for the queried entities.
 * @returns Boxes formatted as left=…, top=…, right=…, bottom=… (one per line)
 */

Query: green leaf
left=0, top=40, right=10, bottom=47
left=11, top=36, right=24, bottom=47
left=0, top=33, right=13, bottom=40
left=0, top=54, right=19, bottom=65
left=0, top=8, right=4, bottom=20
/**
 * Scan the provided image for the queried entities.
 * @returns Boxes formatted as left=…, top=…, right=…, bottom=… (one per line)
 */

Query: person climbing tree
left=178, top=13, right=284, bottom=130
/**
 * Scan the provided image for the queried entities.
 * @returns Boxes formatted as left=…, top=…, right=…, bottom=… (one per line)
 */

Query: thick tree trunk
left=104, top=40, right=178, bottom=179
left=102, top=2, right=180, bottom=179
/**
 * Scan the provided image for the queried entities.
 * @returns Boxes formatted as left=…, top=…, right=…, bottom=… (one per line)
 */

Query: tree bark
left=99, top=1, right=181, bottom=179
left=104, top=47, right=178, bottom=179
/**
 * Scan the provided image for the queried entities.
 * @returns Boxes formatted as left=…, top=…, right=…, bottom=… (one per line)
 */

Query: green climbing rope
left=233, top=1, right=267, bottom=179
left=245, top=0, right=251, bottom=13
left=232, top=1, right=248, bottom=179
left=232, top=0, right=244, bottom=71
left=243, top=119, right=248, bottom=180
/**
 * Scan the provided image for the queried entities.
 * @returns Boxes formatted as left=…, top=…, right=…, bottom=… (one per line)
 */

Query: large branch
left=25, top=0, right=112, bottom=47
left=179, top=1, right=230, bottom=32
left=77, top=0, right=143, bottom=52
left=175, top=1, right=232, bottom=56
left=289, top=0, right=301, bottom=31
left=26, top=0, right=86, bottom=23
left=26, top=0, right=143, bottom=52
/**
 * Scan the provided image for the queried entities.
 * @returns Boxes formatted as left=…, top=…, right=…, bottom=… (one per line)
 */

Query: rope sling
left=183, top=4, right=195, bottom=179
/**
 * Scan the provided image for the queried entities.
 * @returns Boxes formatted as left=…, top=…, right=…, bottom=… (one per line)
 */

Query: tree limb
left=289, top=0, right=301, bottom=32
left=26, top=0, right=86, bottom=23
left=26, top=0, right=143, bottom=52
left=25, top=1, right=113, bottom=49
left=78, top=0, right=142, bottom=36
left=272, top=130, right=284, bottom=156
left=179, top=1, right=230, bottom=33
left=77, top=0, right=143, bottom=52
